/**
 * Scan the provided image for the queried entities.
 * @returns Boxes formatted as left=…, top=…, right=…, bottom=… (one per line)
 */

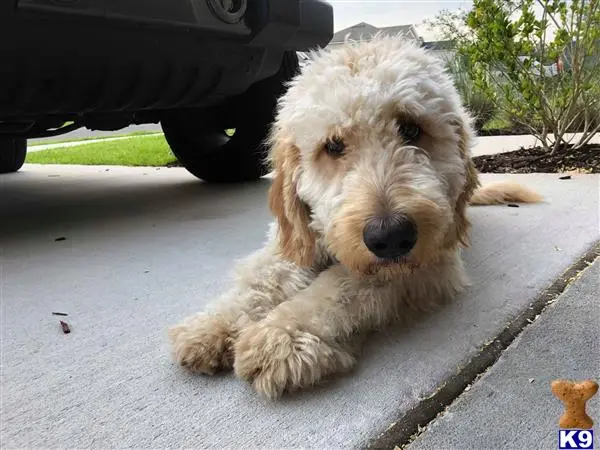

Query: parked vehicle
left=517, top=57, right=560, bottom=77
left=0, top=0, right=333, bottom=181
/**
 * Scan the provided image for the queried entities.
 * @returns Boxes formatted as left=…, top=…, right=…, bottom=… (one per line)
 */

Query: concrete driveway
left=1, top=164, right=598, bottom=449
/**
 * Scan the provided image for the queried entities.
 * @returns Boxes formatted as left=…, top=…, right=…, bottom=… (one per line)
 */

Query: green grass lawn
left=26, top=134, right=178, bottom=167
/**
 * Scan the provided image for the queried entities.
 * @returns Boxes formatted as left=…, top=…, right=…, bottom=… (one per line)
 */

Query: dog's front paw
left=233, top=323, right=356, bottom=399
left=169, top=313, right=235, bottom=375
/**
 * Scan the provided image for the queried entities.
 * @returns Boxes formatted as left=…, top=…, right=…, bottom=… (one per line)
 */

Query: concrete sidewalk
left=1, top=166, right=599, bottom=449
left=471, top=132, right=600, bottom=157
left=408, top=258, right=600, bottom=450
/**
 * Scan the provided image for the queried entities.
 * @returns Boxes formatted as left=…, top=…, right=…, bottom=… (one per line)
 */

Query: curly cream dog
left=169, top=35, right=541, bottom=399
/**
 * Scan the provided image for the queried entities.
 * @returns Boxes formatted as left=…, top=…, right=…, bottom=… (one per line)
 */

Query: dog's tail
left=469, top=181, right=543, bottom=206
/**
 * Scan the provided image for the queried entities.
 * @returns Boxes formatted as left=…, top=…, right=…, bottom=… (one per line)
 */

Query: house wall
left=429, top=50, right=456, bottom=64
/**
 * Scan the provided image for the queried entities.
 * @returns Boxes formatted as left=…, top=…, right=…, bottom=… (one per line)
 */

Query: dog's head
left=268, top=36, right=479, bottom=279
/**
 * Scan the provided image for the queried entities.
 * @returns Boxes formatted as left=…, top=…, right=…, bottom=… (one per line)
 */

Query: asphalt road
left=1, top=165, right=598, bottom=449
left=29, top=124, right=163, bottom=144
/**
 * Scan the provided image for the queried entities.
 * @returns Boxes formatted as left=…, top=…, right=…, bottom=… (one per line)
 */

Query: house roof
left=330, top=22, right=417, bottom=45
left=379, top=25, right=417, bottom=37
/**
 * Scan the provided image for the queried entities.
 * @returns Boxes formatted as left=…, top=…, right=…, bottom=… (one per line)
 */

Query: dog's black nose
left=363, top=215, right=417, bottom=259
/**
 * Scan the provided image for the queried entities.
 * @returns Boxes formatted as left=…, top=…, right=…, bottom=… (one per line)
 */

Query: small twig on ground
left=59, top=321, right=71, bottom=334
left=52, top=312, right=68, bottom=316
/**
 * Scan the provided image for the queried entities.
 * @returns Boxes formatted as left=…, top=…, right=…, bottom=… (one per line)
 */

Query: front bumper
left=0, top=0, right=333, bottom=121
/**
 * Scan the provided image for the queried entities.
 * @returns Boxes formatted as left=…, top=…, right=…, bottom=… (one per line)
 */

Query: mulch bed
left=472, top=143, right=599, bottom=174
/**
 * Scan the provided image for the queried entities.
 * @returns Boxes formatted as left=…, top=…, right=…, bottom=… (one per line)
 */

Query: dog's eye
left=397, top=121, right=421, bottom=144
left=324, top=137, right=345, bottom=156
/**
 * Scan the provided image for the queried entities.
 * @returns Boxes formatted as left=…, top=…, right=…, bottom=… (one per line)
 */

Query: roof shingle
left=330, top=22, right=417, bottom=45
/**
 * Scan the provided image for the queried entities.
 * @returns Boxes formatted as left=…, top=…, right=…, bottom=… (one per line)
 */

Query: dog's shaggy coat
left=169, top=36, right=541, bottom=399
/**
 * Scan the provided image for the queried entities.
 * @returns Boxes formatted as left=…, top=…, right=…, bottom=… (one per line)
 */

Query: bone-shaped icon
left=551, top=379, right=598, bottom=429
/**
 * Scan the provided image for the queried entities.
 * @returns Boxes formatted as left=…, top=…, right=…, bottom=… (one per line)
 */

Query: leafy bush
left=446, top=57, right=497, bottom=131
left=504, top=79, right=600, bottom=133
left=431, top=0, right=600, bottom=152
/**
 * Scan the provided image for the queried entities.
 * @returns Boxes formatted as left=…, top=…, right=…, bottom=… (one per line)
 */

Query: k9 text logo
left=558, top=429, right=594, bottom=449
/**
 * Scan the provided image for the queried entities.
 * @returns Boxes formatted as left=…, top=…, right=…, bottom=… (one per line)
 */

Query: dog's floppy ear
left=267, top=132, right=316, bottom=266
left=444, top=116, right=480, bottom=249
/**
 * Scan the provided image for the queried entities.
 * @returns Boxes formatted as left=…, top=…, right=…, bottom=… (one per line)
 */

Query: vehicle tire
left=161, top=52, right=299, bottom=183
left=0, top=137, right=27, bottom=174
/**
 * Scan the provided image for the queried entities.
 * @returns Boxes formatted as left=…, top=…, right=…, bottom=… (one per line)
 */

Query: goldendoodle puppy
left=169, top=35, right=541, bottom=399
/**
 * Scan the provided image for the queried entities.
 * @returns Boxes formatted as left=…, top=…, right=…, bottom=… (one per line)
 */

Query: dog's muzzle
left=362, top=214, right=417, bottom=260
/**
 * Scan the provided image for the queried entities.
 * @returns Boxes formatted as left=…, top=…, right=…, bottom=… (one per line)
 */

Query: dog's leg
left=233, top=264, right=406, bottom=399
left=169, top=243, right=317, bottom=375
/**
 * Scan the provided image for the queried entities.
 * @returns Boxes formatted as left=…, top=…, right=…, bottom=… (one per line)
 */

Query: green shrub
left=432, top=0, right=600, bottom=152
left=446, top=57, right=496, bottom=131
left=503, top=81, right=600, bottom=134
